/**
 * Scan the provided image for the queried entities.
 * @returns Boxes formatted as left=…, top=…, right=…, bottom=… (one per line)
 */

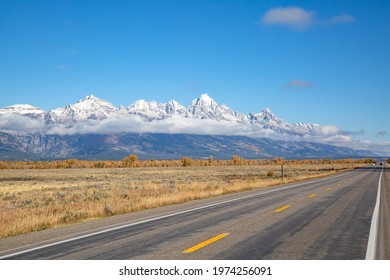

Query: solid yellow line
left=274, top=205, right=290, bottom=213
left=308, top=194, right=317, bottom=198
left=183, top=233, right=230, bottom=253
left=325, top=188, right=332, bottom=191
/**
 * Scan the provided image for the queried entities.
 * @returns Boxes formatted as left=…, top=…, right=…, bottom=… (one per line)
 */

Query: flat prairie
left=0, top=163, right=362, bottom=238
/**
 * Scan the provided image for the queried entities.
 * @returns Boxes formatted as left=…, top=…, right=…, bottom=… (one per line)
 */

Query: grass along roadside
left=0, top=163, right=363, bottom=238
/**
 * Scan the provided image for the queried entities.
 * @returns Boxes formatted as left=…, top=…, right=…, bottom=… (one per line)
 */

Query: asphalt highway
left=0, top=166, right=387, bottom=260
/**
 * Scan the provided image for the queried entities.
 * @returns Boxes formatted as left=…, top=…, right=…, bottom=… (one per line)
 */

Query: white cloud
left=312, top=125, right=341, bottom=136
left=45, top=115, right=274, bottom=138
left=0, top=114, right=45, bottom=133
left=262, top=7, right=316, bottom=30
left=261, top=7, right=355, bottom=30
left=2, top=112, right=387, bottom=156
left=301, top=126, right=390, bottom=156
left=42, top=115, right=357, bottom=147
left=46, top=115, right=146, bottom=135
left=342, top=140, right=390, bottom=156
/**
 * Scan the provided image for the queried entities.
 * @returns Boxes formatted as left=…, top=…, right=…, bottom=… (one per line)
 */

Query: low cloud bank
left=1, top=114, right=388, bottom=156
left=0, top=114, right=45, bottom=133
left=45, top=115, right=279, bottom=138
left=43, top=115, right=386, bottom=154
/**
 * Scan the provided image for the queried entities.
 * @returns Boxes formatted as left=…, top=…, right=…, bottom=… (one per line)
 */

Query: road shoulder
left=378, top=167, right=390, bottom=259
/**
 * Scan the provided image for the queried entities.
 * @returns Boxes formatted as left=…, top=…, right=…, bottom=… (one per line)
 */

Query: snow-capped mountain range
left=0, top=94, right=378, bottom=160
left=0, top=93, right=319, bottom=136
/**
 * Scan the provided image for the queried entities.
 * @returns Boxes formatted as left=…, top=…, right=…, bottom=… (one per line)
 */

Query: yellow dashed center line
left=308, top=194, right=317, bottom=198
left=325, top=188, right=332, bottom=191
left=274, top=205, right=290, bottom=213
left=183, top=233, right=230, bottom=253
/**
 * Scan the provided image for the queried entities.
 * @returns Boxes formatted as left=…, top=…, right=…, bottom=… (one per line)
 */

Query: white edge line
left=0, top=170, right=354, bottom=259
left=365, top=167, right=383, bottom=260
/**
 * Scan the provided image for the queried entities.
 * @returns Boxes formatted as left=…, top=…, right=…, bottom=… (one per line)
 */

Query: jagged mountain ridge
left=0, top=131, right=376, bottom=160
left=0, top=94, right=377, bottom=160
left=44, top=95, right=120, bottom=126
left=0, top=93, right=319, bottom=135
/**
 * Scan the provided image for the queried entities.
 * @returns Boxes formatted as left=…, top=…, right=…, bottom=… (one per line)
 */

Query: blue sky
left=0, top=0, right=389, bottom=154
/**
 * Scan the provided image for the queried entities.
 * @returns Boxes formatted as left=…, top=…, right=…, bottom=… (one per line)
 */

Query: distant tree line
left=0, top=155, right=377, bottom=170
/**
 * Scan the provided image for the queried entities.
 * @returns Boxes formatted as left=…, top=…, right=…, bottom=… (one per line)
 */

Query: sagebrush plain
left=0, top=160, right=369, bottom=238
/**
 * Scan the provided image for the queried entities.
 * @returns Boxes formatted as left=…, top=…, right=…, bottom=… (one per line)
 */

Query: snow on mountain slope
left=165, top=100, right=190, bottom=116
left=248, top=108, right=318, bottom=135
left=44, top=95, right=123, bottom=126
left=0, top=104, right=45, bottom=133
left=127, top=93, right=248, bottom=123
left=128, top=99, right=189, bottom=120
left=1, top=93, right=319, bottom=136
left=188, top=93, right=218, bottom=119
left=249, top=108, right=288, bottom=129
left=0, top=104, right=45, bottom=119
left=188, top=93, right=249, bottom=123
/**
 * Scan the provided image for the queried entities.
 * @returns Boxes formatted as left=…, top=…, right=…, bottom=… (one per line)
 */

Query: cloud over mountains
left=1, top=93, right=388, bottom=156
left=0, top=93, right=385, bottom=156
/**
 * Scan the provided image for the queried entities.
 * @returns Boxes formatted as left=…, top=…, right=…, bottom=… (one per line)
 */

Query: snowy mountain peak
left=44, top=95, right=119, bottom=126
left=188, top=93, right=219, bottom=118
left=85, top=94, right=96, bottom=100
left=259, top=107, right=277, bottom=120
left=77, top=94, right=111, bottom=104
left=203, top=93, right=218, bottom=105
left=74, top=95, right=117, bottom=112
left=128, top=99, right=149, bottom=110
left=166, top=100, right=179, bottom=107
left=262, top=107, right=272, bottom=114
left=0, top=104, right=45, bottom=120
left=199, top=93, right=214, bottom=103
left=77, top=95, right=97, bottom=103
left=0, top=104, right=42, bottom=113
left=0, top=94, right=319, bottom=136
left=128, top=99, right=189, bottom=120
left=248, top=107, right=289, bottom=132
left=165, top=100, right=188, bottom=115
left=191, top=93, right=218, bottom=106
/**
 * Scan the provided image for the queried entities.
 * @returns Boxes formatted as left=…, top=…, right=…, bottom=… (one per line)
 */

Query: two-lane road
left=0, top=166, right=387, bottom=259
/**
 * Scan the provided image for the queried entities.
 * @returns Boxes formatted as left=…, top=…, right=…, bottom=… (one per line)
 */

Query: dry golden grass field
left=0, top=162, right=366, bottom=238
